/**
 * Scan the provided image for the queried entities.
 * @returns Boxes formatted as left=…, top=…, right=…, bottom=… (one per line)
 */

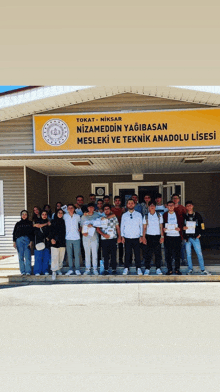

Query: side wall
left=0, top=167, right=25, bottom=255
left=49, top=173, right=220, bottom=229
left=26, top=168, right=48, bottom=215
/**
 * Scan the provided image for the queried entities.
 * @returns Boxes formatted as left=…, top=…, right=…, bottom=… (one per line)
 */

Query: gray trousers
left=66, top=239, right=81, bottom=271
left=82, top=236, right=98, bottom=270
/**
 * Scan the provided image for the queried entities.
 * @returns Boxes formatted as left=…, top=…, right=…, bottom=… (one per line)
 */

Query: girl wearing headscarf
left=13, top=210, right=34, bottom=275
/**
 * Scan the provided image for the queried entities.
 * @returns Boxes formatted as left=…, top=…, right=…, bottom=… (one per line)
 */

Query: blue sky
left=0, top=86, right=26, bottom=93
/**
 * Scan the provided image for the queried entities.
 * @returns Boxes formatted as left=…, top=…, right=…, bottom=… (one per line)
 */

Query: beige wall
left=49, top=172, right=220, bottom=229
left=26, top=168, right=48, bottom=217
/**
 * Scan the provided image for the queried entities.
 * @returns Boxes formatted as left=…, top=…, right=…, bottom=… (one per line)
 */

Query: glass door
left=113, top=182, right=163, bottom=207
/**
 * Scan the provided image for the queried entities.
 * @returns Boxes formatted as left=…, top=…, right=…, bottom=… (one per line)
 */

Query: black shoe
left=166, top=270, right=173, bottom=275
left=175, top=270, right=182, bottom=275
left=112, top=270, right=117, bottom=275
left=103, top=270, right=109, bottom=275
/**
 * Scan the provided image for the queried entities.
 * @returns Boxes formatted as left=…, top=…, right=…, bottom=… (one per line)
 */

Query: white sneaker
left=93, top=269, right=99, bottom=275
left=26, top=273, right=30, bottom=276
left=44, top=272, right=49, bottom=276
left=201, top=270, right=211, bottom=275
left=123, top=268, right=128, bottom=275
left=156, top=268, right=163, bottom=275
left=83, top=269, right=90, bottom=275
left=57, top=270, right=62, bottom=276
left=137, top=268, right=143, bottom=275
left=52, top=271, right=56, bottom=281
left=65, top=270, right=73, bottom=276
left=75, top=270, right=81, bottom=276
left=35, top=273, right=40, bottom=276
left=144, top=269, right=150, bottom=275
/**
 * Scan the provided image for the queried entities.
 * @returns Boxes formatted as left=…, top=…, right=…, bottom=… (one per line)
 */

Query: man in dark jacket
left=183, top=201, right=210, bottom=275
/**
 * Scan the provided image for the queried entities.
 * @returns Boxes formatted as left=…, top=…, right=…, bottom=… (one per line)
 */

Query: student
left=43, top=204, right=52, bottom=221
left=111, top=196, right=125, bottom=265
left=63, top=204, right=81, bottom=276
left=13, top=210, right=34, bottom=276
left=81, top=203, right=100, bottom=275
left=52, top=202, right=63, bottom=219
left=33, top=210, right=51, bottom=276
left=163, top=200, right=183, bottom=275
left=96, top=204, right=121, bottom=275
left=103, top=195, right=110, bottom=204
left=155, top=193, right=168, bottom=215
left=96, top=199, right=105, bottom=217
left=172, top=193, right=187, bottom=265
left=131, top=194, right=143, bottom=214
left=142, top=201, right=164, bottom=275
left=87, top=193, right=97, bottom=209
left=141, top=193, right=151, bottom=217
left=50, top=209, right=66, bottom=281
left=32, top=206, right=42, bottom=224
left=183, top=201, right=211, bottom=275
left=74, top=195, right=87, bottom=216
left=121, top=198, right=143, bottom=276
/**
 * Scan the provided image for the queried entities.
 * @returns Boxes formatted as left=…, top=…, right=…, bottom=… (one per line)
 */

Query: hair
left=155, top=193, right=162, bottom=198
left=103, top=203, right=111, bottom=210
left=32, top=205, right=42, bottom=223
left=97, top=199, right=104, bottom=203
left=167, top=200, right=175, bottom=205
left=103, top=195, right=110, bottom=199
left=185, top=200, right=194, bottom=206
left=87, top=202, right=95, bottom=208
left=132, top=193, right=138, bottom=197
left=67, top=203, right=76, bottom=213
left=114, top=195, right=121, bottom=201
left=148, top=201, right=156, bottom=206
left=43, top=204, right=52, bottom=218
left=54, top=202, right=63, bottom=214
left=172, top=193, right=180, bottom=198
left=144, top=193, right=151, bottom=198
left=76, top=195, right=84, bottom=200
left=126, top=198, right=135, bottom=204
left=20, top=210, right=29, bottom=219
left=89, top=193, right=96, bottom=197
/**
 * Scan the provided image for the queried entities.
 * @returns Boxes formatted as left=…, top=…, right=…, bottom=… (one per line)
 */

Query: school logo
left=42, top=119, right=69, bottom=146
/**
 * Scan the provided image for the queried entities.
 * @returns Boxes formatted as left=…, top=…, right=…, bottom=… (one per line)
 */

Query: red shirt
left=174, top=204, right=186, bottom=217
left=111, top=207, right=125, bottom=225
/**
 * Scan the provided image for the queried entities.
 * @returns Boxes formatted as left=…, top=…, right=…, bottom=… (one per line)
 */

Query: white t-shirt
left=64, top=213, right=80, bottom=240
left=143, top=212, right=163, bottom=236
left=166, top=212, right=180, bottom=237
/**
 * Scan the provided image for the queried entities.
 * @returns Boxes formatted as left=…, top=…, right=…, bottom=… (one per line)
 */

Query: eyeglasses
left=130, top=213, right=133, bottom=219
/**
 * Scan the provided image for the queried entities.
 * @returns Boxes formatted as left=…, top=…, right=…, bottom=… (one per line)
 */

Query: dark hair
left=185, top=200, right=194, bottom=206
left=67, top=203, right=76, bottom=213
left=32, top=206, right=42, bottom=223
left=103, top=203, right=111, bottom=210
left=148, top=201, right=156, bottom=206
left=20, top=210, right=29, bottom=219
left=126, top=198, right=134, bottom=204
left=144, top=193, right=151, bottom=198
left=87, top=202, right=95, bottom=208
left=54, top=202, right=63, bottom=214
left=155, top=193, right=162, bottom=198
left=114, top=195, right=121, bottom=201
left=97, top=199, right=104, bottom=203
left=103, top=195, right=110, bottom=199
left=172, top=193, right=180, bottom=198
left=76, top=195, right=84, bottom=200
left=89, top=193, right=96, bottom=197
left=167, top=200, right=175, bottom=205
left=132, top=193, right=138, bottom=197
left=43, top=204, right=52, bottom=218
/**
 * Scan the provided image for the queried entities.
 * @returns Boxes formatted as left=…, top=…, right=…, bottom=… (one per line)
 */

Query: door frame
left=113, top=182, right=163, bottom=201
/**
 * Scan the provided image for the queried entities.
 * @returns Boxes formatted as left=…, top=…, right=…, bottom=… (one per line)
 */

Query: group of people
left=12, top=192, right=210, bottom=280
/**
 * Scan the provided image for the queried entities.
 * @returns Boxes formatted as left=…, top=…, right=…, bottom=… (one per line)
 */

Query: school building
left=0, top=85, right=220, bottom=255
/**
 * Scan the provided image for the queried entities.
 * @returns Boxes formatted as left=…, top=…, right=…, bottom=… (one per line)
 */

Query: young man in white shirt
left=142, top=201, right=164, bottom=275
left=64, top=204, right=81, bottom=276
left=155, top=193, right=168, bottom=215
left=120, top=198, right=143, bottom=276
left=163, top=200, right=183, bottom=275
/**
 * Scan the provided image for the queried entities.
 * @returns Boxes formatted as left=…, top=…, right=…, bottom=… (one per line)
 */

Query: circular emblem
left=97, top=187, right=105, bottom=196
left=42, top=119, right=69, bottom=146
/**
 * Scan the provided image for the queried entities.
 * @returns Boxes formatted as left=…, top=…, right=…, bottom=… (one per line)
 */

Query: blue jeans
left=185, top=237, right=205, bottom=271
left=16, top=236, right=31, bottom=274
left=34, top=248, right=51, bottom=274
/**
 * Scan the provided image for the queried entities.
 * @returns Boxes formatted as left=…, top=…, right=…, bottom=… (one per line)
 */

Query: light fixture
left=70, top=160, right=93, bottom=166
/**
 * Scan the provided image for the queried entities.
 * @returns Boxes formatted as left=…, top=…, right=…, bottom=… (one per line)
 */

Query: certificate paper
left=88, top=226, right=96, bottom=237
left=185, top=221, right=196, bottom=234
left=165, top=223, right=177, bottom=231
left=82, top=224, right=88, bottom=234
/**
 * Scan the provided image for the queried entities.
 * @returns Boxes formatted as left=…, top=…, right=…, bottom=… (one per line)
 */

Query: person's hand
left=196, top=234, right=201, bottom=239
left=83, top=233, right=88, bottom=236
left=163, top=228, right=167, bottom=232
left=139, top=236, right=143, bottom=243
left=117, top=236, right=122, bottom=243
left=51, top=239, right=56, bottom=245
left=87, top=224, right=93, bottom=228
left=175, top=227, right=180, bottom=231
left=142, top=237, right=147, bottom=245
left=160, top=237, right=164, bottom=244
left=104, top=234, right=110, bottom=239
left=13, top=242, right=16, bottom=249
left=183, top=226, right=188, bottom=230
left=121, top=237, right=125, bottom=244
left=34, top=224, right=41, bottom=228
left=47, top=221, right=51, bottom=226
